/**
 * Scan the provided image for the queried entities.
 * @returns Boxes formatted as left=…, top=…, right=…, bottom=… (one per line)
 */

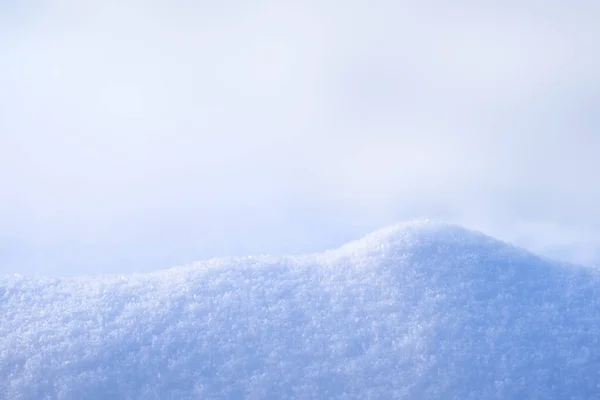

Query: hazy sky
left=2, top=1, right=600, bottom=275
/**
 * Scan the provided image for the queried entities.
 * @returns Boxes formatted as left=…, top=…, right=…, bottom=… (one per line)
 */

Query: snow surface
left=2, top=220, right=600, bottom=399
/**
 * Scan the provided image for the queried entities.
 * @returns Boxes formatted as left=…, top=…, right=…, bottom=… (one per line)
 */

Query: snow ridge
left=1, top=220, right=599, bottom=399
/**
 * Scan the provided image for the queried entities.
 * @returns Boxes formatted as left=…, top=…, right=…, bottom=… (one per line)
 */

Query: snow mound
left=2, top=221, right=600, bottom=399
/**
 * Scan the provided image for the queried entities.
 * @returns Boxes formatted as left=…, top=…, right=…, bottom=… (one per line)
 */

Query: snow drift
left=1, top=221, right=600, bottom=399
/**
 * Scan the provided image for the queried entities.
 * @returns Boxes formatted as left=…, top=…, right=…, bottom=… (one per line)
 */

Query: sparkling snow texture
left=1, top=221, right=600, bottom=399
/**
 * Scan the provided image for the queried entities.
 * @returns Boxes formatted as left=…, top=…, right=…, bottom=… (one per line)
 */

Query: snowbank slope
left=2, top=221, right=599, bottom=399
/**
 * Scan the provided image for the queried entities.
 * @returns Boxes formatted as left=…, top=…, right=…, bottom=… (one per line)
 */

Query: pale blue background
left=2, top=1, right=600, bottom=275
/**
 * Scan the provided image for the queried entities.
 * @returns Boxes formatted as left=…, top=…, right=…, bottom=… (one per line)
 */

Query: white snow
left=1, top=220, right=600, bottom=399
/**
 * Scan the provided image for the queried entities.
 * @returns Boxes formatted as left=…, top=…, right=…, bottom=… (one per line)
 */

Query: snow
left=1, top=220, right=600, bottom=399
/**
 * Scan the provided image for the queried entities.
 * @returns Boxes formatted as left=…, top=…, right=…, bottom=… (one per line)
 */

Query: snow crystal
left=1, top=221, right=599, bottom=399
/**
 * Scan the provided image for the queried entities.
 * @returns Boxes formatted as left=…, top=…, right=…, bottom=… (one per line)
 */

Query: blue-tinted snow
left=1, top=220, right=600, bottom=399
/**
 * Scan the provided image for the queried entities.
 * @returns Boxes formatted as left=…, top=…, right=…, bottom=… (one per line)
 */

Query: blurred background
left=1, top=1, right=600, bottom=275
